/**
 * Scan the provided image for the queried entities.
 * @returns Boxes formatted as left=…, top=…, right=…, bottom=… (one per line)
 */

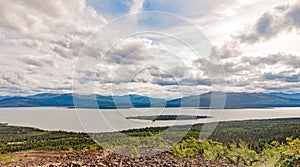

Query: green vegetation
left=0, top=155, right=18, bottom=162
left=130, top=146, right=140, bottom=158
left=173, top=136, right=300, bottom=166
left=1, top=118, right=300, bottom=166
left=120, top=118, right=300, bottom=152
left=0, top=124, right=101, bottom=154
left=96, top=118, right=300, bottom=166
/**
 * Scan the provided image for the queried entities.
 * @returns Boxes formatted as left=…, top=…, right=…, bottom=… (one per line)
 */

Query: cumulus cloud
left=0, top=0, right=107, bottom=58
left=1, top=0, right=300, bottom=97
left=215, top=41, right=242, bottom=59
left=220, top=52, right=300, bottom=92
left=2, top=57, right=75, bottom=96
left=0, top=0, right=110, bottom=95
left=105, top=38, right=152, bottom=64
left=237, top=1, right=300, bottom=44
left=0, top=0, right=84, bottom=40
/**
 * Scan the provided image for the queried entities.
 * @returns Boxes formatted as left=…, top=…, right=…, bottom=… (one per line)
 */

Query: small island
left=126, top=115, right=212, bottom=121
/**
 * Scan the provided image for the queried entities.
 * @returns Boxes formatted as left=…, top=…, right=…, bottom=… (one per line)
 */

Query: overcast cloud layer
left=0, top=0, right=300, bottom=98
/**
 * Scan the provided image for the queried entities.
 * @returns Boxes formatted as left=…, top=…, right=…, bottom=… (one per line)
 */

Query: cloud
left=0, top=0, right=86, bottom=40
left=179, top=49, right=300, bottom=93
left=237, top=1, right=300, bottom=44
left=263, top=72, right=300, bottom=83
left=216, top=41, right=242, bottom=59
left=0, top=0, right=243, bottom=96
left=287, top=3, right=300, bottom=27
left=18, top=55, right=55, bottom=67
left=9, top=39, right=41, bottom=49
left=0, top=0, right=110, bottom=95
left=129, top=0, right=146, bottom=14
left=0, top=34, right=41, bottom=49
left=1, top=0, right=300, bottom=97
left=240, top=53, right=300, bottom=68
left=106, top=37, right=152, bottom=64
left=0, top=0, right=107, bottom=58
left=220, top=52, right=300, bottom=92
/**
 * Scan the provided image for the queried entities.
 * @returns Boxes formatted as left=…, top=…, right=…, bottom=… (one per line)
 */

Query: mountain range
left=0, top=92, right=300, bottom=108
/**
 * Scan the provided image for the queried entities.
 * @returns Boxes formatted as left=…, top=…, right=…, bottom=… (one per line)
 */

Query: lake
left=0, top=107, right=299, bottom=132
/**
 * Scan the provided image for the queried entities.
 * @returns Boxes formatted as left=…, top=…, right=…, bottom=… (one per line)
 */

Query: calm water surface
left=0, top=107, right=299, bottom=132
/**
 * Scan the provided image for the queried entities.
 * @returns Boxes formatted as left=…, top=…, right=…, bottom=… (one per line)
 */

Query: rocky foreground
left=1, top=149, right=240, bottom=167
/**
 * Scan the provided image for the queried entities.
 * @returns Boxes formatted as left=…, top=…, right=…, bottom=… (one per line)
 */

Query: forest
left=0, top=118, right=300, bottom=166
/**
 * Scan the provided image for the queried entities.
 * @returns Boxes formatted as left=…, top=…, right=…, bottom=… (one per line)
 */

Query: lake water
left=0, top=107, right=299, bottom=132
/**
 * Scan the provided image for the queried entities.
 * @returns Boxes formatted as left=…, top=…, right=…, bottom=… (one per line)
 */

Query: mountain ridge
left=0, top=92, right=300, bottom=108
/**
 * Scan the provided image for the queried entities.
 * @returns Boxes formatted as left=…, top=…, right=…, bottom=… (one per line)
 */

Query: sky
left=0, top=0, right=300, bottom=98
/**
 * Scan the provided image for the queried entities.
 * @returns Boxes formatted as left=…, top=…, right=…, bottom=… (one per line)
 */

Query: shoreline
left=2, top=117, right=300, bottom=134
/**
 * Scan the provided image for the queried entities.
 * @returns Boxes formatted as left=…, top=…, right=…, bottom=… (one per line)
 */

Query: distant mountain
left=224, top=92, right=300, bottom=108
left=27, top=93, right=63, bottom=99
left=0, top=94, right=74, bottom=107
left=166, top=92, right=300, bottom=108
left=0, top=92, right=300, bottom=108
left=108, top=94, right=166, bottom=108
left=74, top=94, right=166, bottom=108
left=269, top=92, right=300, bottom=100
left=0, top=93, right=165, bottom=108
left=0, top=96, right=14, bottom=100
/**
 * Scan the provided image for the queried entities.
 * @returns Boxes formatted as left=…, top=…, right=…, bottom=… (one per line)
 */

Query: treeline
left=207, top=118, right=300, bottom=152
left=121, top=118, right=300, bottom=152
left=0, top=125, right=101, bottom=154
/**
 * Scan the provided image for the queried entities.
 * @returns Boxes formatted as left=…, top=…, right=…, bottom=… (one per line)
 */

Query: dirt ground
left=1, top=149, right=240, bottom=167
